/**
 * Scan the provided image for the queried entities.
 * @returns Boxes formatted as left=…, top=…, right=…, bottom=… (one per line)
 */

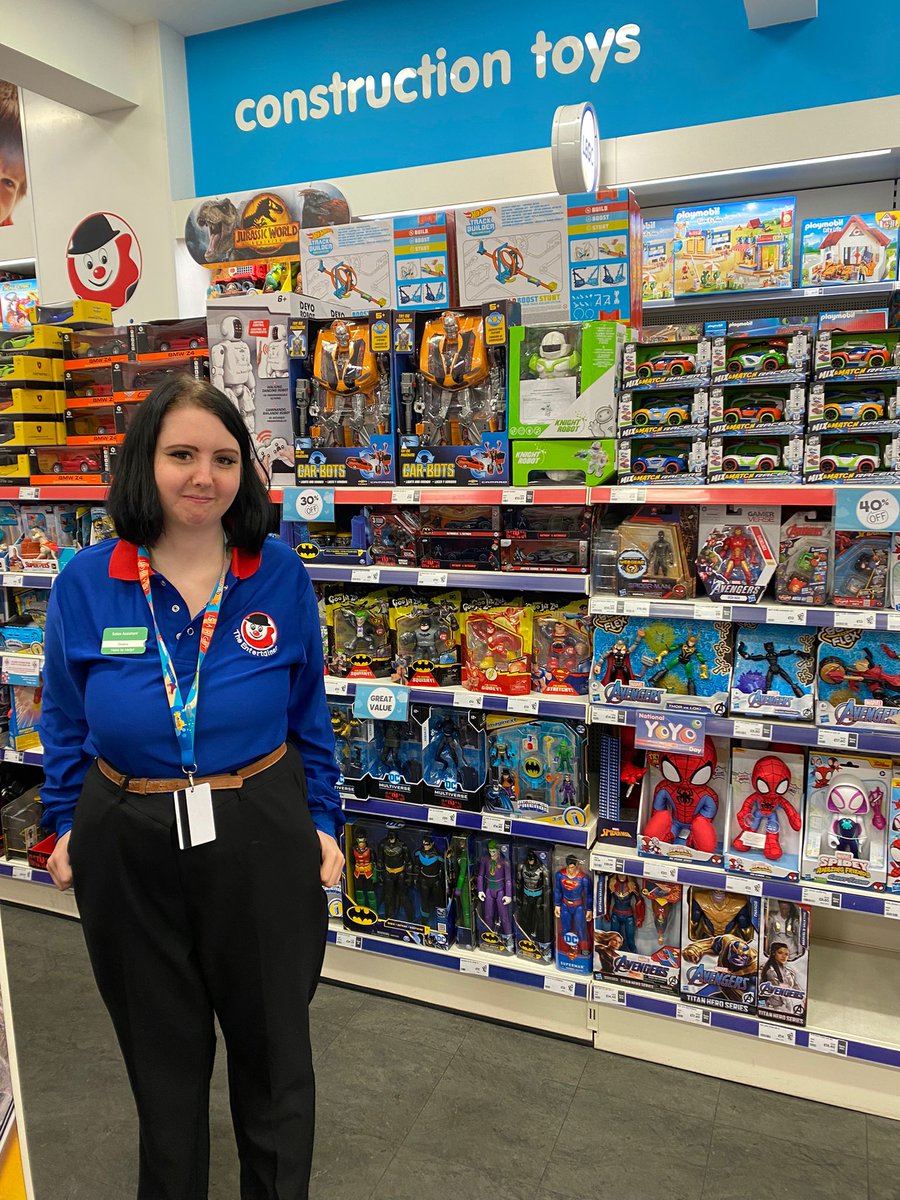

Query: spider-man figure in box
left=643, top=741, right=720, bottom=852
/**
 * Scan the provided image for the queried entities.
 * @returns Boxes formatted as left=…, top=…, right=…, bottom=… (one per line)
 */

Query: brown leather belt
left=97, top=744, right=287, bottom=794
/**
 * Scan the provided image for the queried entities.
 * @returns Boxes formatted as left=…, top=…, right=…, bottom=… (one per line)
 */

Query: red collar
left=109, top=539, right=261, bottom=580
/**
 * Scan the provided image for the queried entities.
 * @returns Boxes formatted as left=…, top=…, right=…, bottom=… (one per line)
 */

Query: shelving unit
left=325, top=676, right=589, bottom=721
left=589, top=593, right=900, bottom=630
left=306, top=563, right=590, bottom=594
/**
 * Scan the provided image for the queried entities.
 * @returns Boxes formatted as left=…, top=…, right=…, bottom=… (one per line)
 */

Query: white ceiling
left=89, top=0, right=341, bottom=37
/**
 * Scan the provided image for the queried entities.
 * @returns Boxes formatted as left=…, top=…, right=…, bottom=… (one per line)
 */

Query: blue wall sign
left=185, top=2, right=900, bottom=196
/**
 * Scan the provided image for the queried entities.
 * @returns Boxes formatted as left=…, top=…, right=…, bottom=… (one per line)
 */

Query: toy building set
left=637, top=736, right=729, bottom=865
left=726, top=747, right=805, bottom=879
left=730, top=624, right=816, bottom=722
left=800, top=211, right=900, bottom=287
left=680, top=886, right=761, bottom=1014
left=641, top=217, right=675, bottom=300
left=594, top=872, right=682, bottom=996
left=801, top=753, right=890, bottom=890
left=483, top=713, right=589, bottom=825
left=673, top=196, right=795, bottom=297
left=758, top=898, right=811, bottom=1027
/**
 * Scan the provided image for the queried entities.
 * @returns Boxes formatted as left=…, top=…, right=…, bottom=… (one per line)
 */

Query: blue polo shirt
left=39, top=535, right=341, bottom=840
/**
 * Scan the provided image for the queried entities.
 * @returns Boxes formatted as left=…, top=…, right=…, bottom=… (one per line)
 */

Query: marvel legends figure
left=649, top=530, right=675, bottom=577
left=377, top=830, right=413, bottom=919
left=554, top=855, right=593, bottom=959
left=351, top=829, right=378, bottom=911
left=732, top=755, right=801, bottom=860
left=737, top=641, right=804, bottom=699
left=477, top=840, right=513, bottom=949
left=414, top=835, right=446, bottom=922
left=516, top=849, right=551, bottom=949
left=648, top=631, right=708, bottom=694
left=604, top=875, right=645, bottom=953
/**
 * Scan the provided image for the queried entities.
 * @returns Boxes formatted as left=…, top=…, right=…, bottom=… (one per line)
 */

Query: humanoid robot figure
left=210, top=316, right=256, bottom=433
left=261, top=324, right=289, bottom=378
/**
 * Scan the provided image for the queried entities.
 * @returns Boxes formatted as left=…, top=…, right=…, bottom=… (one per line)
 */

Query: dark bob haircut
left=105, top=376, right=274, bottom=551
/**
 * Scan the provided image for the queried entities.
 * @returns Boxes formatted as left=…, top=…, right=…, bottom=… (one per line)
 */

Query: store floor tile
left=2, top=905, right=893, bottom=1200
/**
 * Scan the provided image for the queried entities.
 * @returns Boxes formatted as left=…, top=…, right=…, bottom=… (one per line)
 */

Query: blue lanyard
left=136, top=546, right=229, bottom=782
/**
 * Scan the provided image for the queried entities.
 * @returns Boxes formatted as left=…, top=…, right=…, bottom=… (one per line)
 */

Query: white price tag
left=593, top=705, right=628, bottom=726
left=453, top=692, right=484, bottom=709
left=698, top=603, right=732, bottom=623
left=18, top=486, right=39, bottom=500
left=834, top=611, right=877, bottom=630
left=758, top=1022, right=797, bottom=1046
left=766, top=606, right=807, bottom=626
left=506, top=695, right=540, bottom=715
left=883, top=899, right=900, bottom=919
left=589, top=596, right=619, bottom=616
left=803, top=286, right=824, bottom=296
left=643, top=859, right=679, bottom=882
left=3, top=574, right=24, bottom=588
left=885, top=613, right=900, bottom=632
left=621, top=599, right=651, bottom=618
left=675, top=1003, right=708, bottom=1025
left=593, top=984, right=627, bottom=1006
left=417, top=570, right=448, bottom=587
left=728, top=875, right=763, bottom=897
left=801, top=886, right=841, bottom=909
left=426, top=807, right=458, bottom=826
left=393, top=489, right=421, bottom=504
left=459, top=956, right=490, bottom=977
left=591, top=855, right=621, bottom=874
left=501, top=488, right=530, bottom=505
left=732, top=719, right=772, bottom=741
left=817, top=729, right=857, bottom=750
left=544, top=976, right=577, bottom=997
left=482, top=814, right=511, bottom=834
left=350, top=566, right=381, bottom=583
left=808, top=1033, right=846, bottom=1056
left=335, top=931, right=361, bottom=950
left=4, top=750, right=23, bottom=764
left=612, top=486, right=647, bottom=504
left=325, top=677, right=350, bottom=696
left=11, top=864, right=31, bottom=881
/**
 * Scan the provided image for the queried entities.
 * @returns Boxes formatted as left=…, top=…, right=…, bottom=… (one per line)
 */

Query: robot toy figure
left=604, top=875, right=645, bottom=953
left=261, top=324, right=289, bottom=378
left=409, top=311, right=502, bottom=445
left=351, top=829, right=378, bottom=911
left=305, top=319, right=389, bottom=449
left=554, top=856, right=592, bottom=959
left=515, top=849, right=551, bottom=953
left=414, top=835, right=446, bottom=922
left=377, top=829, right=413, bottom=920
left=643, top=742, right=720, bottom=852
left=641, top=881, right=682, bottom=945
left=825, top=774, right=886, bottom=858
left=527, top=329, right=581, bottom=380
left=600, top=632, right=644, bottom=685
left=649, top=530, right=675, bottom=577
left=689, top=889, right=756, bottom=941
left=648, top=631, right=708, bottom=694
left=477, top=841, right=513, bottom=949
left=210, top=316, right=256, bottom=433
left=732, top=755, right=801, bottom=861
left=737, top=641, right=804, bottom=699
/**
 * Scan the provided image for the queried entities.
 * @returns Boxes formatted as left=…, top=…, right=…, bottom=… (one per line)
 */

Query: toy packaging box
left=807, top=381, right=900, bottom=435
left=0, top=280, right=38, bottom=331
left=292, top=311, right=396, bottom=486
left=637, top=736, right=729, bottom=865
left=8, top=684, right=41, bottom=750
left=473, top=834, right=515, bottom=954
left=130, top=317, right=209, bottom=358
left=680, top=886, right=760, bottom=1014
left=389, top=595, right=461, bottom=688
left=281, top=507, right=369, bottom=567
left=513, top=844, right=554, bottom=965
left=325, top=590, right=392, bottom=679
left=708, top=384, right=804, bottom=437
left=803, top=432, right=900, bottom=484
left=590, top=617, right=732, bottom=716
left=421, top=707, right=487, bottom=810
left=483, top=713, right=589, bottom=826
left=368, top=706, right=425, bottom=805
left=673, top=196, right=795, bottom=297
left=594, top=873, right=681, bottom=996
left=801, top=752, right=889, bottom=889
left=819, top=306, right=889, bottom=332
left=800, top=212, right=900, bottom=286
left=814, top=329, right=900, bottom=382
left=507, top=320, right=624, bottom=440
left=448, top=833, right=477, bottom=947
left=532, top=601, right=593, bottom=695
left=328, top=700, right=372, bottom=801
left=758, top=899, right=811, bottom=1027
left=832, top=531, right=890, bottom=608
left=620, top=337, right=711, bottom=392
left=696, top=504, right=780, bottom=603
left=730, top=625, right=816, bottom=722
left=641, top=217, right=674, bottom=301
left=617, top=388, right=708, bottom=440
left=553, top=848, right=594, bottom=975
left=510, top=437, right=615, bottom=487
left=614, top=506, right=697, bottom=600
left=564, top=189, right=642, bottom=325
left=726, top=747, right=805, bottom=879
left=461, top=606, right=533, bottom=696
left=342, top=819, right=458, bottom=949
left=616, top=435, right=707, bottom=485
left=707, top=433, right=804, bottom=484
left=888, top=774, right=900, bottom=893
left=775, top=512, right=833, bottom=606
left=395, top=302, right=515, bottom=487
left=816, top=627, right=900, bottom=731
left=709, top=326, right=809, bottom=387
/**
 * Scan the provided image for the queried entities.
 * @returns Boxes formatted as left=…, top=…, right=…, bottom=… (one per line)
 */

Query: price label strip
left=643, top=859, right=679, bottom=882
left=675, top=1003, right=710, bottom=1025
left=453, top=692, right=484, bottom=709
left=481, top=814, right=511, bottom=835
left=426, top=807, right=458, bottom=827
left=728, top=875, right=763, bottom=897
left=807, top=1033, right=848, bottom=1056
left=506, top=696, right=540, bottom=715
left=459, top=956, right=490, bottom=977
left=593, top=984, right=627, bottom=1007
left=544, top=976, right=577, bottom=997
left=801, top=886, right=842, bottom=909
left=758, top=1022, right=796, bottom=1046
left=732, top=719, right=772, bottom=741
left=334, top=931, right=362, bottom=950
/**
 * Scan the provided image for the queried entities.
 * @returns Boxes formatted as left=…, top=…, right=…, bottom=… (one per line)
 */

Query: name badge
left=101, top=626, right=148, bottom=655
left=173, top=783, right=216, bottom=850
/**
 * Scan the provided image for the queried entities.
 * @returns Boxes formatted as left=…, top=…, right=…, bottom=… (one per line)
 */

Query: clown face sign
left=236, top=612, right=279, bottom=657
left=66, top=212, right=142, bottom=309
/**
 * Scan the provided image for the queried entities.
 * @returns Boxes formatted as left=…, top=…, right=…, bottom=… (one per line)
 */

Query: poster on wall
left=0, top=83, right=27, bottom=231
left=0, top=280, right=38, bottom=331
left=800, top=212, right=900, bottom=286
left=673, top=197, right=795, bottom=297
left=641, top=216, right=674, bottom=300
left=65, top=213, right=142, bottom=310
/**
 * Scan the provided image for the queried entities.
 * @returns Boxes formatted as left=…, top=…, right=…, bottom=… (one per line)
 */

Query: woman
left=760, top=941, right=801, bottom=1011
left=40, top=375, right=343, bottom=1200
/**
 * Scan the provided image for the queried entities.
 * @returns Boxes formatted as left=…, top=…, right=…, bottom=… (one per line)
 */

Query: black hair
left=105, top=375, right=275, bottom=551
left=762, top=941, right=789, bottom=983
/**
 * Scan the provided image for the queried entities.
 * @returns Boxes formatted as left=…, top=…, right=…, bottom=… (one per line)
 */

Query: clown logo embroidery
left=236, top=612, right=278, bottom=656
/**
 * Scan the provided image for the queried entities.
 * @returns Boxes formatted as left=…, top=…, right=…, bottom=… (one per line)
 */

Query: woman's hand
left=317, top=830, right=344, bottom=888
left=47, top=831, right=73, bottom=892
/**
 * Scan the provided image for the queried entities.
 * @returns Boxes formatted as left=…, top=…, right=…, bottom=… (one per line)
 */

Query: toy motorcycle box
left=801, top=752, right=889, bottom=890
left=730, top=624, right=816, bottom=722
left=725, top=747, right=805, bottom=880
left=637, top=735, right=730, bottom=865
left=552, top=846, right=593, bottom=975
left=758, top=898, right=811, bottom=1027
left=680, top=886, right=760, bottom=1015
left=594, top=872, right=681, bottom=995
left=816, top=627, right=900, bottom=731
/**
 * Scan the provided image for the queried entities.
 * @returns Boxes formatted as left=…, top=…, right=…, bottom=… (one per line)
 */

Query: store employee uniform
left=39, top=534, right=341, bottom=1200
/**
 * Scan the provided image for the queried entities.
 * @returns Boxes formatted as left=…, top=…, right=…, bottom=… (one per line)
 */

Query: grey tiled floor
left=2, top=905, right=895, bottom=1200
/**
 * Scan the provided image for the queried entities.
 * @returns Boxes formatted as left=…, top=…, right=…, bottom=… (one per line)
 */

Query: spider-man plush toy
left=644, top=741, right=720, bottom=852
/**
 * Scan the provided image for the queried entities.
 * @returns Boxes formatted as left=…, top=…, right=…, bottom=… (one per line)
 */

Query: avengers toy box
left=758, top=898, right=811, bottom=1027
left=888, top=773, right=900, bottom=894
left=816, top=627, right=900, bottom=731
left=594, top=872, right=681, bottom=995
left=730, top=624, right=816, bottom=723
left=680, top=886, right=761, bottom=1015
left=342, top=818, right=459, bottom=948
left=636, top=735, right=729, bottom=866
left=552, top=846, right=593, bottom=975
left=801, top=753, right=889, bottom=890
left=725, top=747, right=805, bottom=880
left=483, top=713, right=589, bottom=826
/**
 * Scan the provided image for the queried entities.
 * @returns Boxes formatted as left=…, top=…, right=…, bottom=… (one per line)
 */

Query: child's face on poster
left=0, top=151, right=26, bottom=224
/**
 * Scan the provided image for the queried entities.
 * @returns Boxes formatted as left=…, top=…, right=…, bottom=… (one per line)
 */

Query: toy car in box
left=131, top=319, right=209, bottom=358
left=804, top=432, right=900, bottom=483
left=814, top=330, right=900, bottom=380
left=620, top=338, right=710, bottom=391
left=618, top=389, right=708, bottom=438
left=710, top=328, right=809, bottom=385
left=28, top=446, right=109, bottom=482
left=616, top=436, right=706, bottom=484
left=807, top=381, right=900, bottom=433
left=707, top=435, right=803, bottom=483
left=61, top=328, right=130, bottom=366
left=708, top=385, right=804, bottom=436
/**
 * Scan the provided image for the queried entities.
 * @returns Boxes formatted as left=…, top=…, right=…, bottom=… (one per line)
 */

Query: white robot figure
left=528, top=329, right=581, bottom=380
left=259, top=324, right=289, bottom=379
left=211, top=316, right=256, bottom=432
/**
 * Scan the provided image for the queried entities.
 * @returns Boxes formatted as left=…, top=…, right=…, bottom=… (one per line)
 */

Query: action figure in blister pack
left=404, top=311, right=503, bottom=445
left=802, top=753, right=890, bottom=888
left=463, top=607, right=532, bottom=696
left=731, top=624, right=816, bottom=721
left=391, top=601, right=458, bottom=687
left=603, top=875, right=645, bottom=953
left=832, top=531, right=890, bottom=608
left=329, top=703, right=368, bottom=780
left=731, top=754, right=802, bottom=862
left=328, top=597, right=391, bottom=678
left=413, top=834, right=447, bottom=923
left=350, top=828, right=378, bottom=911
left=817, top=629, right=900, bottom=722
left=377, top=828, right=414, bottom=920
left=681, top=885, right=761, bottom=1013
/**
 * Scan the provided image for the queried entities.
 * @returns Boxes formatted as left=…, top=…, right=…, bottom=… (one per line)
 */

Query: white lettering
left=417, top=53, right=437, bottom=99
left=615, top=23, right=642, bottom=64
left=551, top=35, right=584, bottom=75
left=256, top=94, right=281, bottom=128
left=235, top=98, right=257, bottom=131
left=308, top=84, right=330, bottom=119
left=346, top=77, right=366, bottom=113
left=394, top=67, right=418, bottom=103
left=585, top=28, right=616, bottom=82
left=531, top=30, right=552, bottom=78
left=482, top=49, right=511, bottom=88
left=435, top=46, right=448, bottom=96
left=328, top=71, right=346, bottom=115
left=451, top=54, right=480, bottom=94
left=282, top=88, right=307, bottom=124
left=366, top=71, right=392, bottom=109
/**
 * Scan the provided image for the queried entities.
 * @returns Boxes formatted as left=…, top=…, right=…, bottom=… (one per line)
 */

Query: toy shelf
left=589, top=593, right=900, bottom=630
left=590, top=846, right=900, bottom=919
left=0, top=486, right=109, bottom=502
left=274, top=485, right=592, bottom=507
left=1, top=571, right=55, bottom=589
left=594, top=484, right=837, bottom=506
left=643, top=279, right=900, bottom=314
left=342, top=794, right=595, bottom=848
left=0, top=747, right=43, bottom=767
left=306, top=562, right=590, bottom=594
left=324, top=676, right=590, bottom=721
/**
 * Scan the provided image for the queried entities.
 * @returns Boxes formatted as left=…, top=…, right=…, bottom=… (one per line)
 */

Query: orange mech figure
left=404, top=311, right=503, bottom=444
left=303, top=319, right=390, bottom=448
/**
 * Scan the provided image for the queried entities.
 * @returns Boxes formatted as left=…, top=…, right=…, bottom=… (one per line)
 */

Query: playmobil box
left=818, top=308, right=889, bottom=332
left=636, top=736, right=730, bottom=866
left=801, top=752, right=889, bottom=890
left=726, top=746, right=805, bottom=879
left=730, top=625, right=815, bottom=723
left=641, top=217, right=674, bottom=301
left=594, top=872, right=681, bottom=995
left=816, top=627, right=900, bottom=732
left=511, top=438, right=615, bottom=486
left=758, top=898, right=811, bottom=1027
left=673, top=196, right=795, bottom=297
left=508, top=320, right=624, bottom=439
left=800, top=212, right=900, bottom=287
left=292, top=311, right=396, bottom=486
left=680, top=886, right=760, bottom=1014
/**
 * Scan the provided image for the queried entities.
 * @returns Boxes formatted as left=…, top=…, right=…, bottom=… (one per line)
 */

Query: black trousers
left=69, top=745, right=328, bottom=1200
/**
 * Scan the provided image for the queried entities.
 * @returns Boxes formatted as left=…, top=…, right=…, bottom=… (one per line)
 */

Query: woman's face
left=154, top=404, right=241, bottom=535
left=775, top=946, right=790, bottom=964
